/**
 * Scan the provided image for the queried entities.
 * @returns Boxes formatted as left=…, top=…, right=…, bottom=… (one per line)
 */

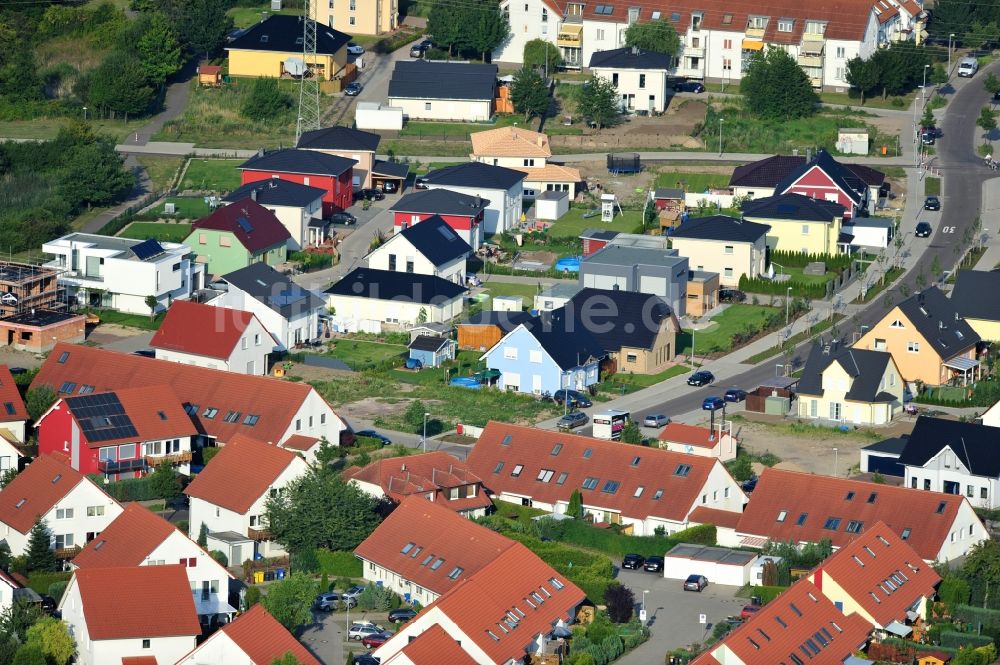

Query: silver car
left=643, top=414, right=669, bottom=428
left=557, top=411, right=589, bottom=430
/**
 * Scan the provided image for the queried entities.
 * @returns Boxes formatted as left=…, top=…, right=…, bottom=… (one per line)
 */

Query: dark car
left=683, top=574, right=708, bottom=592
left=687, top=370, right=715, bottom=386
left=673, top=80, right=705, bottom=93
left=344, top=82, right=363, bottom=96
left=921, top=130, right=936, bottom=145
left=354, top=188, right=385, bottom=201
left=622, top=553, right=645, bottom=570
left=382, top=180, right=398, bottom=193
left=553, top=389, right=593, bottom=408
left=718, top=288, right=746, bottom=303
left=741, top=603, right=762, bottom=619
left=133, top=349, right=155, bottom=358
left=356, top=429, right=392, bottom=445
left=915, top=221, right=933, bottom=238
left=994, top=90, right=1000, bottom=103
left=409, top=39, right=433, bottom=57
left=330, top=211, right=357, bottom=225
left=7, top=367, right=27, bottom=375
left=388, top=607, right=418, bottom=623
left=924, top=195, right=941, bottom=211
left=725, top=388, right=748, bottom=403
left=741, top=476, right=758, bottom=493
left=355, top=655, right=381, bottom=665
left=702, top=396, right=725, bottom=411
left=557, top=411, right=589, bottom=430
left=644, top=555, right=665, bottom=573
left=362, top=632, right=391, bottom=649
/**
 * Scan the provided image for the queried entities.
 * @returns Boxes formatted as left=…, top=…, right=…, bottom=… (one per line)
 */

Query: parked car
left=741, top=603, right=762, bottom=620
left=344, top=82, right=363, bottom=96
left=683, top=574, right=709, bottom=592
left=644, top=556, right=665, bottom=573
left=355, top=655, right=381, bottom=665
left=553, top=389, right=593, bottom=408
left=557, top=411, right=589, bottom=430
left=673, top=80, right=705, bottom=93
left=382, top=180, right=398, bottom=193
left=133, top=349, right=155, bottom=358
left=994, top=90, right=1000, bottom=103
left=687, top=370, right=715, bottom=386
left=343, top=585, right=365, bottom=600
left=7, top=367, right=26, bottom=375
left=719, top=288, right=746, bottom=303
left=354, top=188, right=385, bottom=201
left=315, top=592, right=356, bottom=611
left=702, top=396, right=725, bottom=411
left=348, top=623, right=383, bottom=640
left=330, top=212, right=357, bottom=225
left=924, top=195, right=941, bottom=211
left=921, top=130, right=936, bottom=145
left=347, top=43, right=365, bottom=55
left=362, top=632, right=392, bottom=649
left=724, top=388, right=748, bottom=403
left=622, top=553, right=645, bottom=570
left=915, top=221, right=933, bottom=238
left=356, top=429, right=392, bottom=445
left=643, top=413, right=669, bottom=428
left=388, top=607, right=418, bottom=623
left=466, top=273, right=482, bottom=287
left=741, top=477, right=758, bottom=493
left=410, top=39, right=433, bottom=57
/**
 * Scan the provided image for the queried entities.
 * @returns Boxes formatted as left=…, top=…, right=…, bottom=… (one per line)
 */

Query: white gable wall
left=423, top=183, right=523, bottom=236
left=176, top=630, right=255, bottom=665
left=367, top=234, right=467, bottom=285
left=153, top=315, right=274, bottom=376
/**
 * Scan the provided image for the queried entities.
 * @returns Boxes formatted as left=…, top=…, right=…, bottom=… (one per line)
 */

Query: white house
left=0, top=455, right=122, bottom=557
left=223, top=179, right=326, bottom=251
left=176, top=605, right=321, bottom=665
left=59, top=564, right=201, bottom=665
left=469, top=126, right=581, bottom=200
left=43, top=232, right=203, bottom=315
left=900, top=417, right=1000, bottom=509
left=983, top=398, right=1000, bottom=428
left=387, top=61, right=498, bottom=122
left=419, top=162, right=526, bottom=236
left=186, top=434, right=310, bottom=564
left=589, top=46, right=672, bottom=113
left=0, top=365, right=28, bottom=448
left=366, top=215, right=471, bottom=285
left=324, top=268, right=467, bottom=331
left=151, top=300, right=274, bottom=376
left=72, top=503, right=236, bottom=626
left=213, top=262, right=326, bottom=350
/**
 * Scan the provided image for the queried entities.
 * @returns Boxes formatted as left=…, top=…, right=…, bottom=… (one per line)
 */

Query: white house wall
left=147, top=530, right=232, bottom=601
left=325, top=293, right=464, bottom=327
left=423, top=183, right=523, bottom=236
left=662, top=555, right=753, bottom=586
left=360, top=558, right=443, bottom=606
left=276, top=389, right=346, bottom=447
left=213, top=289, right=320, bottom=350
left=153, top=316, right=272, bottom=376
left=905, top=447, right=1000, bottom=509
left=591, top=66, right=669, bottom=113
left=176, top=631, right=256, bottom=665
left=388, top=98, right=493, bottom=122
left=374, top=606, right=495, bottom=665
left=368, top=235, right=467, bottom=285
left=262, top=202, right=320, bottom=252
left=494, top=0, right=556, bottom=63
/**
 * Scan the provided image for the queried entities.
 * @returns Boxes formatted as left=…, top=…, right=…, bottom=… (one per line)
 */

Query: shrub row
left=373, top=29, right=425, bottom=55
left=769, top=250, right=853, bottom=270
left=506, top=532, right=615, bottom=601
left=548, top=519, right=715, bottom=558
left=939, top=631, right=995, bottom=649
left=739, top=275, right=829, bottom=299
left=315, top=549, right=363, bottom=578
left=87, top=474, right=164, bottom=501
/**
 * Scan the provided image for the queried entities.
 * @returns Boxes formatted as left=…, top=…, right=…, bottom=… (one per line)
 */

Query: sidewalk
left=973, top=178, right=1000, bottom=270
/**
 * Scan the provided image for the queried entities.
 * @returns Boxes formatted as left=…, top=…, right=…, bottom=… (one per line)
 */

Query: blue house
left=481, top=311, right=605, bottom=396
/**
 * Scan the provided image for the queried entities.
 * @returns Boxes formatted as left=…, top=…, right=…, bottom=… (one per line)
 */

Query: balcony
left=248, top=526, right=272, bottom=541
left=798, top=54, right=824, bottom=68
left=98, top=457, right=147, bottom=474
left=145, top=451, right=193, bottom=466
left=556, top=23, right=583, bottom=47
left=684, top=45, right=705, bottom=57
left=54, top=546, right=81, bottom=560
left=745, top=27, right=765, bottom=39
left=800, top=34, right=826, bottom=56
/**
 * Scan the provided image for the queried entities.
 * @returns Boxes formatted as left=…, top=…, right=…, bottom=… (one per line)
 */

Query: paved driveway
left=298, top=610, right=395, bottom=664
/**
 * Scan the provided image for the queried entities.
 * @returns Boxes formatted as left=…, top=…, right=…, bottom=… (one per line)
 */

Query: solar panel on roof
left=436, top=225, right=456, bottom=241
left=237, top=217, right=254, bottom=233
left=131, top=239, right=166, bottom=261
left=268, top=286, right=308, bottom=307
left=67, top=392, right=139, bottom=443
left=776, top=204, right=798, bottom=214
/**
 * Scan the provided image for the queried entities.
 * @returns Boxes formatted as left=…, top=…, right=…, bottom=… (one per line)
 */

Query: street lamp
left=785, top=286, right=792, bottom=325
left=82, top=106, right=87, bottom=121
left=422, top=412, right=429, bottom=452
left=948, top=34, right=956, bottom=75
left=922, top=63, right=930, bottom=103
left=833, top=447, right=839, bottom=476
left=642, top=589, right=649, bottom=614
left=718, top=118, right=724, bottom=156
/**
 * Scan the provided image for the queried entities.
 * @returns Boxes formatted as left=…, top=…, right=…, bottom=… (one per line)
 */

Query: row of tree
left=846, top=42, right=940, bottom=105
left=930, top=0, right=1000, bottom=48
left=427, top=0, right=510, bottom=62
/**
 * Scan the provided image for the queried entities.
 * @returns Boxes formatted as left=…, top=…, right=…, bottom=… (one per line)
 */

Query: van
left=958, top=57, right=979, bottom=77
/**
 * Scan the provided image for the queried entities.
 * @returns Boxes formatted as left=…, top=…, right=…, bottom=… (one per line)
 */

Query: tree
left=931, top=255, right=942, bottom=277
left=985, top=72, right=1000, bottom=96
left=427, top=1, right=463, bottom=56
left=11, top=645, right=46, bottom=665
left=977, top=106, right=997, bottom=142
left=523, top=39, right=562, bottom=73
left=566, top=488, right=583, bottom=519
left=963, top=539, right=1000, bottom=607
left=930, top=0, right=973, bottom=46
left=921, top=105, right=935, bottom=129
left=467, top=1, right=510, bottom=62
left=511, top=66, right=550, bottom=121
left=578, top=75, right=619, bottom=129
left=25, top=385, right=57, bottom=423
left=165, top=0, right=233, bottom=58
left=619, top=421, right=642, bottom=444
left=728, top=455, right=753, bottom=482
left=965, top=21, right=1000, bottom=50
left=149, top=464, right=181, bottom=501
left=270, top=654, right=306, bottom=665
left=57, top=140, right=135, bottom=211
left=740, top=46, right=818, bottom=120
left=87, top=50, right=154, bottom=117
left=603, top=583, right=634, bottom=623
left=24, top=617, right=74, bottom=665
left=240, top=78, right=293, bottom=121
left=134, top=12, right=183, bottom=86
left=197, top=523, right=208, bottom=547
left=261, top=572, right=317, bottom=630
left=356, top=582, right=398, bottom=611
left=25, top=520, right=56, bottom=573
left=624, top=19, right=680, bottom=60
left=313, top=437, right=338, bottom=470
left=0, top=541, right=10, bottom=573
left=210, top=550, right=228, bottom=567
left=404, top=400, right=427, bottom=433
left=0, top=469, right=15, bottom=490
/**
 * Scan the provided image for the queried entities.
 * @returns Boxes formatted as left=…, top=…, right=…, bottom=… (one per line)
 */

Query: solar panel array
left=66, top=392, right=139, bottom=443
left=268, top=285, right=308, bottom=308
left=131, top=239, right=166, bottom=261
left=237, top=216, right=254, bottom=233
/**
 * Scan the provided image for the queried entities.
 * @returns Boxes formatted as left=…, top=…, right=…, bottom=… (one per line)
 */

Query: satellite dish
left=284, top=58, right=306, bottom=77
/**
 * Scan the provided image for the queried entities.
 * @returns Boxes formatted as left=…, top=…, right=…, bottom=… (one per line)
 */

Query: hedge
left=87, top=474, right=168, bottom=501
left=939, top=631, right=995, bottom=649
left=739, top=584, right=787, bottom=604
left=506, top=532, right=615, bottom=601
left=769, top=250, right=853, bottom=270
left=25, top=571, right=71, bottom=596
left=549, top=519, right=716, bottom=558
left=373, top=28, right=425, bottom=55
left=739, top=274, right=829, bottom=299
left=316, top=549, right=363, bottom=578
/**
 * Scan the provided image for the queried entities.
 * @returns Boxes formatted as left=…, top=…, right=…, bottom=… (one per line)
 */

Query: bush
left=373, top=29, right=425, bottom=55
left=85, top=474, right=162, bottom=501
left=210, top=550, right=228, bottom=567
left=503, top=532, right=614, bottom=601
left=939, top=576, right=972, bottom=607
left=292, top=548, right=319, bottom=574
left=201, top=446, right=222, bottom=465
left=46, top=581, right=68, bottom=604
left=739, top=274, right=828, bottom=299
left=356, top=582, right=400, bottom=611
left=939, top=631, right=995, bottom=649
left=244, top=585, right=262, bottom=608
left=239, top=78, right=293, bottom=121
left=316, top=549, right=363, bottom=577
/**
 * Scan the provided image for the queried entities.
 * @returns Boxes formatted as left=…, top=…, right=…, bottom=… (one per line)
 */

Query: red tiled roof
left=32, top=344, right=325, bottom=446
left=72, top=503, right=178, bottom=570
left=736, top=468, right=974, bottom=561
left=60, top=385, right=196, bottom=448
left=346, top=451, right=489, bottom=511
left=151, top=301, right=262, bottom=360
left=466, top=422, right=742, bottom=523
left=281, top=434, right=320, bottom=451
left=688, top=506, right=742, bottom=530
left=395, top=624, right=477, bottom=664
left=354, top=495, right=514, bottom=596
left=813, top=521, right=940, bottom=628
left=192, top=198, right=291, bottom=253
left=0, top=455, right=111, bottom=534
left=185, top=433, right=303, bottom=513
left=74, top=565, right=201, bottom=640
left=703, top=578, right=871, bottom=663
left=215, top=605, right=321, bottom=665
left=658, top=423, right=722, bottom=449
left=0, top=366, right=27, bottom=423
left=0, top=568, right=20, bottom=590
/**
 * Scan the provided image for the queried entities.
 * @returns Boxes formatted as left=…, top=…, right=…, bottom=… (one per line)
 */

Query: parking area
left=614, top=569, right=745, bottom=664
left=298, top=610, right=397, bottom=665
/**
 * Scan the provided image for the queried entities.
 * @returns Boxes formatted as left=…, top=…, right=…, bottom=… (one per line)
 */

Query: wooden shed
left=457, top=311, right=532, bottom=351
left=198, top=65, right=222, bottom=87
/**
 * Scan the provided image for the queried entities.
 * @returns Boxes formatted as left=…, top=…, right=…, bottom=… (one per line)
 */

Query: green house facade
left=185, top=227, right=287, bottom=277
left=186, top=198, right=292, bottom=277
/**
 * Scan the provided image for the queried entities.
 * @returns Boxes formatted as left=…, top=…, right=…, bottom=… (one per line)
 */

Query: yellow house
left=226, top=15, right=349, bottom=79
left=312, top=0, right=397, bottom=35
left=668, top=215, right=770, bottom=287
left=854, top=287, right=981, bottom=387
left=951, top=269, right=1000, bottom=341
left=741, top=192, right=848, bottom=256
left=796, top=341, right=903, bottom=425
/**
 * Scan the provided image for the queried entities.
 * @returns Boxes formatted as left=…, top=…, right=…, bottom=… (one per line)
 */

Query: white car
left=347, top=43, right=365, bottom=55
left=348, top=623, right=383, bottom=640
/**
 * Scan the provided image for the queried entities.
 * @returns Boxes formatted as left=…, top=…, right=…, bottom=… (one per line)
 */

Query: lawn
left=88, top=309, right=166, bottom=330
left=179, top=159, right=244, bottom=192
left=679, top=304, right=782, bottom=355
left=654, top=170, right=730, bottom=193
left=135, top=155, right=184, bottom=193
left=775, top=265, right=835, bottom=286
left=600, top=364, right=689, bottom=393
left=227, top=4, right=300, bottom=28
left=0, top=117, right=143, bottom=141
left=481, top=281, right=543, bottom=308
left=925, top=176, right=941, bottom=196
left=547, top=206, right=644, bottom=239
left=390, top=349, right=484, bottom=386
left=143, top=196, right=215, bottom=220
left=400, top=118, right=516, bottom=138
left=327, top=339, right=407, bottom=370
left=119, top=222, right=193, bottom=243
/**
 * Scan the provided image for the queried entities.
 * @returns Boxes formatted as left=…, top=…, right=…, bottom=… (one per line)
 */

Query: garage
left=860, top=437, right=907, bottom=477
left=372, top=160, right=410, bottom=194
left=663, top=544, right=759, bottom=587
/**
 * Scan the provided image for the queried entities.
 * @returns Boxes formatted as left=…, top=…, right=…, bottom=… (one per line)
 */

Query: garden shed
left=408, top=335, right=455, bottom=368
left=535, top=190, right=569, bottom=220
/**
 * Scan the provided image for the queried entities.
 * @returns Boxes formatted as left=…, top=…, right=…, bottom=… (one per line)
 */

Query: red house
left=775, top=149, right=868, bottom=219
left=389, top=188, right=488, bottom=251
left=36, top=385, right=197, bottom=480
left=238, top=148, right=356, bottom=216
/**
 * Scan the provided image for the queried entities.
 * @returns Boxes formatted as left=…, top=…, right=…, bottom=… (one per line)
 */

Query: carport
left=372, top=160, right=410, bottom=193
left=663, top=544, right=758, bottom=586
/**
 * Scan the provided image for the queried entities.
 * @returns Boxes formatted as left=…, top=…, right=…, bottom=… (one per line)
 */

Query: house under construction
left=0, top=261, right=84, bottom=353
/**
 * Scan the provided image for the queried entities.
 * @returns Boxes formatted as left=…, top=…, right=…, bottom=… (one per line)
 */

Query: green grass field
left=776, top=265, right=835, bottom=286
left=925, top=176, right=941, bottom=196
left=547, top=206, right=644, bottom=239
left=179, top=159, right=243, bottom=192
left=654, top=171, right=730, bottom=193
left=227, top=4, right=301, bottom=28
left=481, top=281, right=543, bottom=309
left=145, top=196, right=215, bottom=220
left=706, top=106, right=889, bottom=156
left=136, top=155, right=185, bottom=193
left=679, top=305, right=782, bottom=355
left=0, top=117, right=143, bottom=141
left=119, top=222, right=193, bottom=243
left=327, top=340, right=407, bottom=369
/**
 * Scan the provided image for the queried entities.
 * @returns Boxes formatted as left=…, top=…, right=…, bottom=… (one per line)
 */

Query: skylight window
left=493, top=462, right=504, bottom=474
left=15, top=498, right=25, bottom=508
left=185, top=404, right=199, bottom=416
left=57, top=351, right=70, bottom=364
left=823, top=517, right=841, bottom=530
left=582, top=477, right=598, bottom=490
left=421, top=554, right=434, bottom=566
left=78, top=385, right=94, bottom=395
left=776, top=616, right=787, bottom=628
left=52, top=474, right=61, bottom=484
left=501, top=435, right=513, bottom=446
left=59, top=381, right=76, bottom=393
left=789, top=602, right=802, bottom=617
left=845, top=520, right=863, bottom=534
left=631, top=456, right=641, bottom=467
left=601, top=480, right=620, bottom=494
left=796, top=513, right=808, bottom=526
left=537, top=469, right=554, bottom=483
left=777, top=510, right=788, bottom=522
left=634, top=486, right=644, bottom=498
left=674, top=464, right=692, bottom=477
left=430, top=558, right=444, bottom=570
left=867, top=492, right=878, bottom=504
left=94, top=540, right=105, bottom=550
left=223, top=411, right=242, bottom=423
left=670, top=11, right=680, bottom=21
left=653, top=489, right=664, bottom=500
left=3, top=403, right=14, bottom=416
left=410, top=546, right=422, bottom=558
left=203, top=407, right=219, bottom=419
left=243, top=414, right=260, bottom=426
left=549, top=577, right=564, bottom=590
left=401, top=542, right=414, bottom=554
left=555, top=472, right=568, bottom=485
left=845, top=491, right=855, bottom=501
left=157, top=411, right=167, bottom=420
left=901, top=527, right=911, bottom=540
left=511, top=464, right=523, bottom=478
left=936, top=501, right=947, bottom=514
left=583, top=448, right=593, bottom=459
left=551, top=443, right=562, bottom=456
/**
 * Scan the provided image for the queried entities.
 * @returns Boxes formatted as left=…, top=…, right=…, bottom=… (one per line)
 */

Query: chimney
left=401, top=463, right=406, bottom=472
left=631, top=45, right=640, bottom=56
left=806, top=147, right=813, bottom=162
left=537, top=136, right=545, bottom=147
left=250, top=188, right=257, bottom=202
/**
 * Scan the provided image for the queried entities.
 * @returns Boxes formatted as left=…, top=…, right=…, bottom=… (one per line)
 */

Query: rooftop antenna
left=295, top=0, right=321, bottom=144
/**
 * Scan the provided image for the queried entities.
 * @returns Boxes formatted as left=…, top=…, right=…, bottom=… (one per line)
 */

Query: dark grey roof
left=325, top=268, right=467, bottom=305
left=409, top=335, right=449, bottom=352
left=422, top=162, right=526, bottom=190
left=863, top=436, right=910, bottom=455
left=729, top=154, right=884, bottom=190
left=395, top=215, right=472, bottom=267
left=223, top=179, right=325, bottom=207
left=296, top=126, right=381, bottom=152
left=567, top=288, right=674, bottom=352
left=654, top=188, right=684, bottom=200
left=588, top=46, right=673, bottom=70
left=741, top=192, right=845, bottom=222
left=899, top=416, right=1000, bottom=477
left=222, top=262, right=325, bottom=319
left=390, top=188, right=489, bottom=216
left=239, top=148, right=356, bottom=177
left=579, top=229, right=620, bottom=242
left=372, top=160, right=411, bottom=179
left=951, top=270, right=1000, bottom=322
left=388, top=61, right=498, bottom=101
left=796, top=341, right=895, bottom=402
left=227, top=15, right=350, bottom=56
left=461, top=310, right=533, bottom=332
left=520, top=309, right=606, bottom=371
left=670, top=215, right=770, bottom=243
left=774, top=149, right=864, bottom=205
left=897, top=287, right=980, bottom=358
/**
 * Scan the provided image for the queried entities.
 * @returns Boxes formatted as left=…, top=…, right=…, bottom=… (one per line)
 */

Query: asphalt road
left=620, top=63, right=1000, bottom=425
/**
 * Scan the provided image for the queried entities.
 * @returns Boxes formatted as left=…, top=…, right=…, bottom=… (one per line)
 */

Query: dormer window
left=777, top=18, right=794, bottom=32
left=747, top=16, right=768, bottom=29
left=691, top=12, right=703, bottom=30
left=627, top=6, right=639, bottom=24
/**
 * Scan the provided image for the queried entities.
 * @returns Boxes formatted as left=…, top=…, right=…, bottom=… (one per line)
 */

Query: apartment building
left=312, top=0, right=398, bottom=35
